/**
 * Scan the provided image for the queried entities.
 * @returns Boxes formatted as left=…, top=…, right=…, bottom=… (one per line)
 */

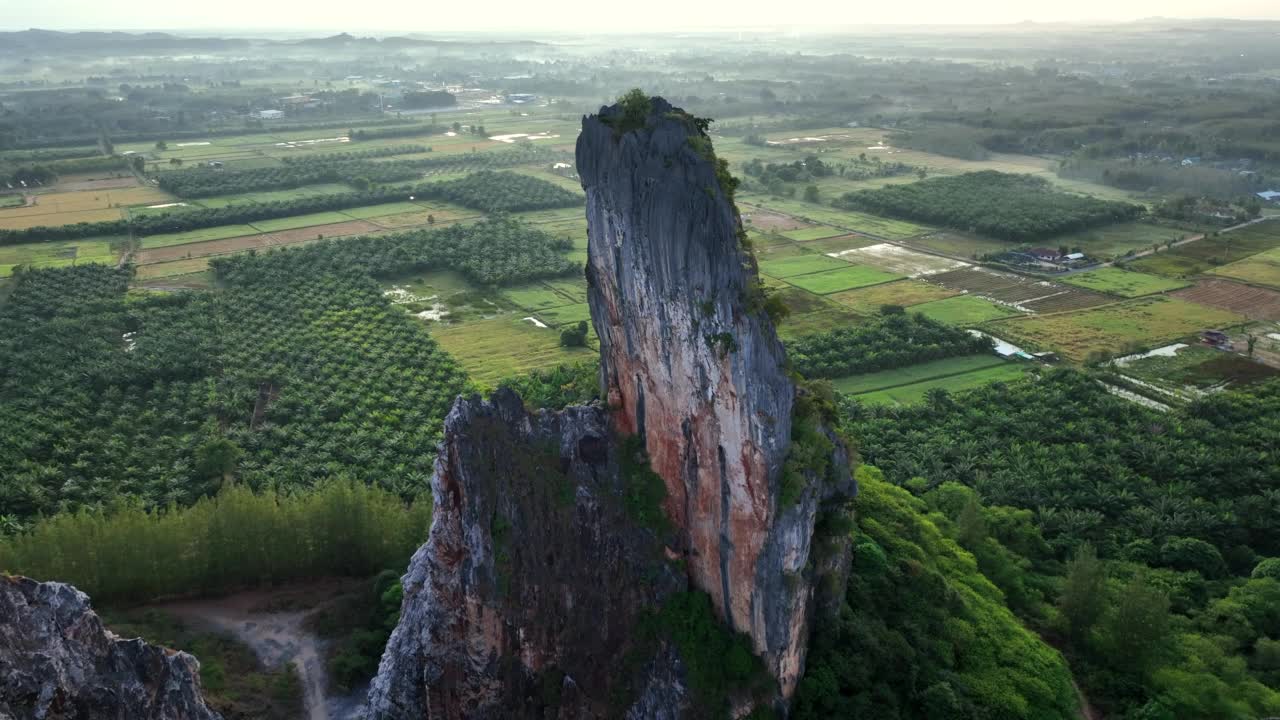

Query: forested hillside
left=841, top=370, right=1280, bottom=718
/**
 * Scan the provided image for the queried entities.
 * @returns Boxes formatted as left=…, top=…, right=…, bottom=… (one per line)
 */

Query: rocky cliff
left=578, top=95, right=853, bottom=698
left=367, top=94, right=853, bottom=718
left=365, top=389, right=689, bottom=718
left=0, top=575, right=222, bottom=720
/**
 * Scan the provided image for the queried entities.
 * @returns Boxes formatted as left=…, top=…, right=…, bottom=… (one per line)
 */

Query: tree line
left=786, top=311, right=993, bottom=378
left=836, top=171, right=1144, bottom=242
left=0, top=168, right=580, bottom=246
left=279, top=144, right=427, bottom=165
left=156, top=158, right=424, bottom=197
left=0, top=481, right=428, bottom=605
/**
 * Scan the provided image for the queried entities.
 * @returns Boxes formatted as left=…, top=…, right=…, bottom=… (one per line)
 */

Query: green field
left=139, top=224, right=259, bottom=249
left=431, top=315, right=596, bottom=385
left=832, top=354, right=1005, bottom=394
left=850, top=362, right=1028, bottom=406
left=502, top=283, right=578, bottom=311
left=739, top=197, right=931, bottom=239
left=1208, top=248, right=1280, bottom=289
left=543, top=277, right=589, bottom=303
left=772, top=286, right=866, bottom=339
left=250, top=211, right=356, bottom=232
left=784, top=264, right=904, bottom=294
left=1054, top=222, right=1193, bottom=260
left=194, top=183, right=352, bottom=208
left=339, top=202, right=428, bottom=219
left=1133, top=220, right=1280, bottom=277
left=1061, top=267, right=1191, bottom=297
left=759, top=254, right=850, bottom=278
left=828, top=279, right=959, bottom=313
left=1128, top=252, right=1211, bottom=278
left=911, top=295, right=1020, bottom=325
left=0, top=238, right=118, bottom=277
left=989, top=296, right=1246, bottom=362
left=782, top=225, right=844, bottom=242
left=536, top=303, right=593, bottom=327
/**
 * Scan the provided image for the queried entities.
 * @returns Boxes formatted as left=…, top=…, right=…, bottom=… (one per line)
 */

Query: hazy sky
left=2, top=0, right=1277, bottom=33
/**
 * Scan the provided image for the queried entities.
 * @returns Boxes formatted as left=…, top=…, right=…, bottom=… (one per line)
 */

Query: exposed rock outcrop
left=365, top=389, right=687, bottom=718
left=0, top=575, right=222, bottom=720
left=578, top=96, right=853, bottom=698
left=368, top=95, right=854, bottom=718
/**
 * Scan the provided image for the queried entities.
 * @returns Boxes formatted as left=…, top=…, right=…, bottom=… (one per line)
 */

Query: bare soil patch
left=55, top=176, right=142, bottom=192
left=1173, top=279, right=1280, bottom=321
left=742, top=208, right=810, bottom=232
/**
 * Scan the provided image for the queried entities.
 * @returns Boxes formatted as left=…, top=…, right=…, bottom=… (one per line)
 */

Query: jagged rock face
left=365, top=389, right=686, bottom=719
left=577, top=97, right=852, bottom=698
left=0, top=575, right=222, bottom=720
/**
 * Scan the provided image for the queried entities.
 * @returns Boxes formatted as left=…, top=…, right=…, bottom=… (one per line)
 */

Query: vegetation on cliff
left=794, top=465, right=1079, bottom=719
left=841, top=371, right=1280, bottom=717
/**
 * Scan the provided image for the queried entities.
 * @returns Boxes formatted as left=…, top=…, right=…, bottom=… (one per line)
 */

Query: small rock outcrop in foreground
left=0, top=575, right=222, bottom=720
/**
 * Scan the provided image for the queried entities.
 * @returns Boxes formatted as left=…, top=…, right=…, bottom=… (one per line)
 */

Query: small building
left=253, top=109, right=285, bottom=120
left=1201, top=330, right=1231, bottom=347
left=507, top=93, right=537, bottom=104
left=1064, top=252, right=1086, bottom=263
left=1027, top=247, right=1062, bottom=262
left=1258, top=190, right=1280, bottom=203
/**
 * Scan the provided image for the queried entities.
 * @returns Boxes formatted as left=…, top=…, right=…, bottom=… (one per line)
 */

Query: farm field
left=0, top=207, right=122, bottom=229
left=1061, top=267, right=1191, bottom=297
left=772, top=287, right=866, bottom=339
left=133, top=257, right=212, bottom=279
left=1208, top=247, right=1280, bottom=289
left=784, top=264, right=904, bottom=294
left=741, top=207, right=810, bottom=232
left=1172, top=279, right=1280, bottom=321
left=828, top=242, right=969, bottom=277
left=796, top=235, right=877, bottom=254
left=849, top=361, right=1029, bottom=406
left=0, top=238, right=119, bottom=277
left=192, top=183, right=352, bottom=208
left=430, top=315, right=596, bottom=385
left=782, top=225, right=844, bottom=241
left=828, top=279, right=959, bottom=313
left=339, top=202, right=430, bottom=219
left=738, top=197, right=931, bottom=239
left=758, top=254, right=850, bottom=278
left=988, top=296, right=1246, bottom=362
left=907, top=231, right=1009, bottom=259
left=1053, top=222, right=1194, bottom=260
left=923, top=266, right=1114, bottom=311
left=139, top=224, right=260, bottom=249
left=501, top=283, right=579, bottom=311
left=1134, top=220, right=1280, bottom=277
left=535, top=303, right=593, bottom=327
left=911, top=295, right=1021, bottom=325
left=250, top=211, right=357, bottom=233
left=831, top=354, right=1005, bottom=394
left=1119, top=344, right=1279, bottom=390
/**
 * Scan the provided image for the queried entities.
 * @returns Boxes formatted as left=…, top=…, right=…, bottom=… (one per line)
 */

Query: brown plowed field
left=1172, top=279, right=1280, bottom=321
left=136, top=219, right=378, bottom=264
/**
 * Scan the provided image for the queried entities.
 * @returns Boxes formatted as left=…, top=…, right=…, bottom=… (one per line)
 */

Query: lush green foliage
left=786, top=311, right=993, bottom=379
left=0, top=263, right=468, bottom=518
left=843, top=369, right=1280, bottom=561
left=840, top=369, right=1280, bottom=717
left=836, top=171, right=1143, bottom=241
left=416, top=170, right=582, bottom=213
left=309, top=570, right=406, bottom=692
left=0, top=481, right=429, bottom=604
left=279, top=145, right=428, bottom=165
left=498, top=361, right=600, bottom=411
left=211, top=217, right=576, bottom=286
left=793, top=465, right=1078, bottom=720
left=156, top=159, right=422, bottom=197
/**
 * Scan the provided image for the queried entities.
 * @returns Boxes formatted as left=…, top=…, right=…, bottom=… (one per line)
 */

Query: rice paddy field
left=783, top=264, right=904, bottom=294
left=738, top=197, right=931, bottom=239
left=1208, top=247, right=1280, bottom=289
left=1172, top=279, right=1280, bottom=321
left=988, top=297, right=1246, bottom=362
left=759, top=254, right=850, bottom=278
left=840, top=357, right=1029, bottom=406
left=828, top=279, right=959, bottom=313
left=832, top=354, right=1006, bottom=394
left=1061, top=267, right=1191, bottom=297
left=0, top=238, right=119, bottom=277
left=910, top=295, right=1022, bottom=325
left=1053, top=222, right=1195, bottom=260
left=430, top=315, right=597, bottom=385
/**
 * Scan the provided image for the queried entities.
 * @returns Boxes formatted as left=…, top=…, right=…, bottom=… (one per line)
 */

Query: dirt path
left=153, top=586, right=364, bottom=720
